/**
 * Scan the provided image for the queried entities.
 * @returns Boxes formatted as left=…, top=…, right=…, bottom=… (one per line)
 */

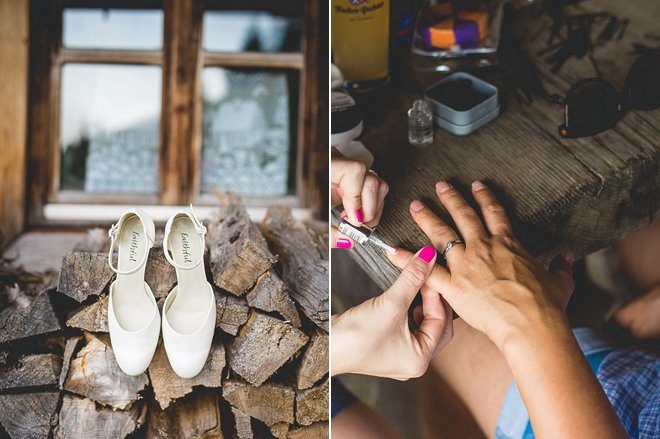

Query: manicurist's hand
left=331, top=151, right=389, bottom=231
left=389, top=180, right=626, bottom=438
left=331, top=246, right=453, bottom=380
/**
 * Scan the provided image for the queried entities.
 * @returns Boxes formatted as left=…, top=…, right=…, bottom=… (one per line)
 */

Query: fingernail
left=563, top=252, right=574, bottom=265
left=418, top=245, right=436, bottom=263
left=336, top=239, right=352, bottom=249
left=355, top=208, right=364, bottom=223
left=436, top=181, right=451, bottom=193
left=472, top=180, right=486, bottom=191
left=410, top=200, right=425, bottom=212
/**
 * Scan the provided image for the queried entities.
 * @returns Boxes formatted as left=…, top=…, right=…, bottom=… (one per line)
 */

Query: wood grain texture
left=295, top=331, right=328, bottom=390
left=215, top=289, right=250, bottom=336
left=232, top=407, right=254, bottom=439
left=295, top=379, right=329, bottom=426
left=0, top=353, right=61, bottom=391
left=57, top=252, right=114, bottom=302
left=55, top=394, right=145, bottom=439
left=59, top=335, right=82, bottom=389
left=63, top=333, right=148, bottom=410
left=145, top=247, right=178, bottom=300
left=146, top=389, right=223, bottom=439
left=0, top=289, right=61, bottom=344
left=0, top=0, right=29, bottom=246
left=227, top=311, right=308, bottom=386
left=0, top=391, right=59, bottom=439
left=66, top=296, right=108, bottom=333
left=223, top=379, right=295, bottom=426
left=337, top=0, right=660, bottom=291
left=149, top=340, right=225, bottom=409
left=246, top=271, right=301, bottom=328
left=207, top=198, right=277, bottom=296
left=286, top=422, right=329, bottom=439
left=262, top=207, right=329, bottom=331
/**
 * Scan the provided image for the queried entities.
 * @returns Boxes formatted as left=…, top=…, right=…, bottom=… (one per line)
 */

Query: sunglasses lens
left=560, top=78, right=622, bottom=138
left=625, top=52, right=660, bottom=110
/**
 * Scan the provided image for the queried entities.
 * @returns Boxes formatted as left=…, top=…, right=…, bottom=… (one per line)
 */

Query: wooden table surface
left=335, top=0, right=660, bottom=291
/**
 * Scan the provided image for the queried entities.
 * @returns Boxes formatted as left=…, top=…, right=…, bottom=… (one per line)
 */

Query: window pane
left=60, top=64, right=161, bottom=193
left=63, top=9, right=163, bottom=50
left=203, top=11, right=301, bottom=52
left=201, top=68, right=296, bottom=196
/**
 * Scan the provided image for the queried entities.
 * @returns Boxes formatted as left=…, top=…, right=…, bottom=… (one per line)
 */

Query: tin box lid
left=331, top=91, right=363, bottom=146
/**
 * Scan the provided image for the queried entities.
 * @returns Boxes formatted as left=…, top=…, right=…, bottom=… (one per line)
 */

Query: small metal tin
left=423, top=72, right=499, bottom=135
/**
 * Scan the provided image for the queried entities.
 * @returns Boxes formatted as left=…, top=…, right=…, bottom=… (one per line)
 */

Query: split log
left=286, top=422, right=329, bottom=439
left=0, top=289, right=62, bottom=344
left=0, top=349, right=8, bottom=367
left=295, top=331, right=329, bottom=390
left=59, top=336, right=82, bottom=389
left=261, top=207, right=329, bottom=331
left=295, top=380, right=329, bottom=426
left=232, top=407, right=254, bottom=439
left=149, top=340, right=225, bottom=409
left=215, top=289, right=250, bottom=336
left=223, top=379, right=295, bottom=426
left=63, top=333, right=148, bottom=410
left=0, top=391, right=60, bottom=439
left=227, top=311, right=308, bottom=386
left=270, top=422, right=290, bottom=439
left=207, top=198, right=277, bottom=295
left=66, top=296, right=108, bottom=332
left=147, top=389, right=222, bottom=439
left=54, top=394, right=145, bottom=439
left=145, top=247, right=177, bottom=300
left=0, top=353, right=61, bottom=391
left=57, top=252, right=114, bottom=302
left=246, top=271, right=301, bottom=327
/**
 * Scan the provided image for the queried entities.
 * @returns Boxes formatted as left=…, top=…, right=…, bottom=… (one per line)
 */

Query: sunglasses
left=554, top=52, right=660, bottom=138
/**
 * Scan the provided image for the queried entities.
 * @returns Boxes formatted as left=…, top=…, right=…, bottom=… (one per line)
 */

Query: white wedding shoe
left=107, top=209, right=160, bottom=376
left=161, top=207, right=216, bottom=378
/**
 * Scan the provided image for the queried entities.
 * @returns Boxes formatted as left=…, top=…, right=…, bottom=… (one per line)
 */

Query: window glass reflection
left=60, top=64, right=161, bottom=193
left=201, top=68, right=295, bottom=196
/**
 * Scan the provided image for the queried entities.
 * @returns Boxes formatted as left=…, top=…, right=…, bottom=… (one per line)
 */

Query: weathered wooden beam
left=0, top=391, right=60, bottom=439
left=287, top=422, right=329, bottom=439
left=145, top=247, right=178, bottom=300
left=57, top=252, right=114, bottom=302
left=63, top=333, right=148, bottom=410
left=0, top=289, right=62, bottom=344
left=207, top=197, right=277, bottom=295
left=295, top=331, right=328, bottom=390
left=261, top=207, right=329, bottom=331
left=246, top=271, right=301, bottom=327
left=0, top=353, right=61, bottom=391
left=146, top=389, right=222, bottom=439
left=222, top=379, right=295, bottom=426
left=227, top=311, right=308, bottom=386
left=295, top=379, right=329, bottom=426
left=66, top=296, right=108, bottom=333
left=215, top=289, right=249, bottom=336
left=54, top=394, right=145, bottom=438
left=149, top=340, right=225, bottom=409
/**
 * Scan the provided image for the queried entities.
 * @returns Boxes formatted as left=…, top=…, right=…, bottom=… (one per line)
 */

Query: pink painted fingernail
left=355, top=208, right=364, bottom=223
left=336, top=239, right=352, bottom=249
left=436, top=181, right=451, bottom=193
left=418, top=246, right=436, bottom=263
left=410, top=200, right=425, bottom=212
left=472, top=180, right=486, bottom=191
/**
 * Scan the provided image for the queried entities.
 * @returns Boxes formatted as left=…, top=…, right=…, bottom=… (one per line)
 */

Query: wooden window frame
left=26, top=0, right=326, bottom=226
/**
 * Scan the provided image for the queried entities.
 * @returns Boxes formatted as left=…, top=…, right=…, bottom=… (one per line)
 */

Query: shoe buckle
left=108, top=223, right=120, bottom=239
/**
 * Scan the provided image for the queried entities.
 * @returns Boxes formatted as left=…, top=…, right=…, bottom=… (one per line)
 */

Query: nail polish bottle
left=408, top=99, right=434, bottom=146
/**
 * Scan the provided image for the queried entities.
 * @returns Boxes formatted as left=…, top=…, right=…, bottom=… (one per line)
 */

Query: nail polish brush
left=338, top=220, right=397, bottom=254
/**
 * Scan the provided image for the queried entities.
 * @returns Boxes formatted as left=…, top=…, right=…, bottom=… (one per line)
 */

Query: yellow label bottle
left=332, top=0, right=390, bottom=90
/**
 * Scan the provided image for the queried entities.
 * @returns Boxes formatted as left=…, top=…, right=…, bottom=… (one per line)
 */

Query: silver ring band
left=367, top=169, right=378, bottom=177
left=442, top=239, right=464, bottom=259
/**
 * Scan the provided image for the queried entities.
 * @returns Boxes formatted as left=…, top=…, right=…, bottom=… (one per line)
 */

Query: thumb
left=385, top=246, right=437, bottom=308
left=549, top=252, right=574, bottom=304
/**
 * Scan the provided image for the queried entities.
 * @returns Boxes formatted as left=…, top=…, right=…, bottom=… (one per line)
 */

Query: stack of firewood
left=0, top=197, right=329, bottom=438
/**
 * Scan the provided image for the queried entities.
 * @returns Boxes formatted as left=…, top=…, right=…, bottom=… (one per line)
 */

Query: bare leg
left=430, top=319, right=513, bottom=438
left=332, top=401, right=401, bottom=439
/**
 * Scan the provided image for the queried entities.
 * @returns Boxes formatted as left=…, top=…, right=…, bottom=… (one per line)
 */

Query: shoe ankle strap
left=163, top=205, right=206, bottom=271
left=107, top=211, right=154, bottom=275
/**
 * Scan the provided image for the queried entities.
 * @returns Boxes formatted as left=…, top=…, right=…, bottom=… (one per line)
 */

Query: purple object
left=454, top=18, right=479, bottom=48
